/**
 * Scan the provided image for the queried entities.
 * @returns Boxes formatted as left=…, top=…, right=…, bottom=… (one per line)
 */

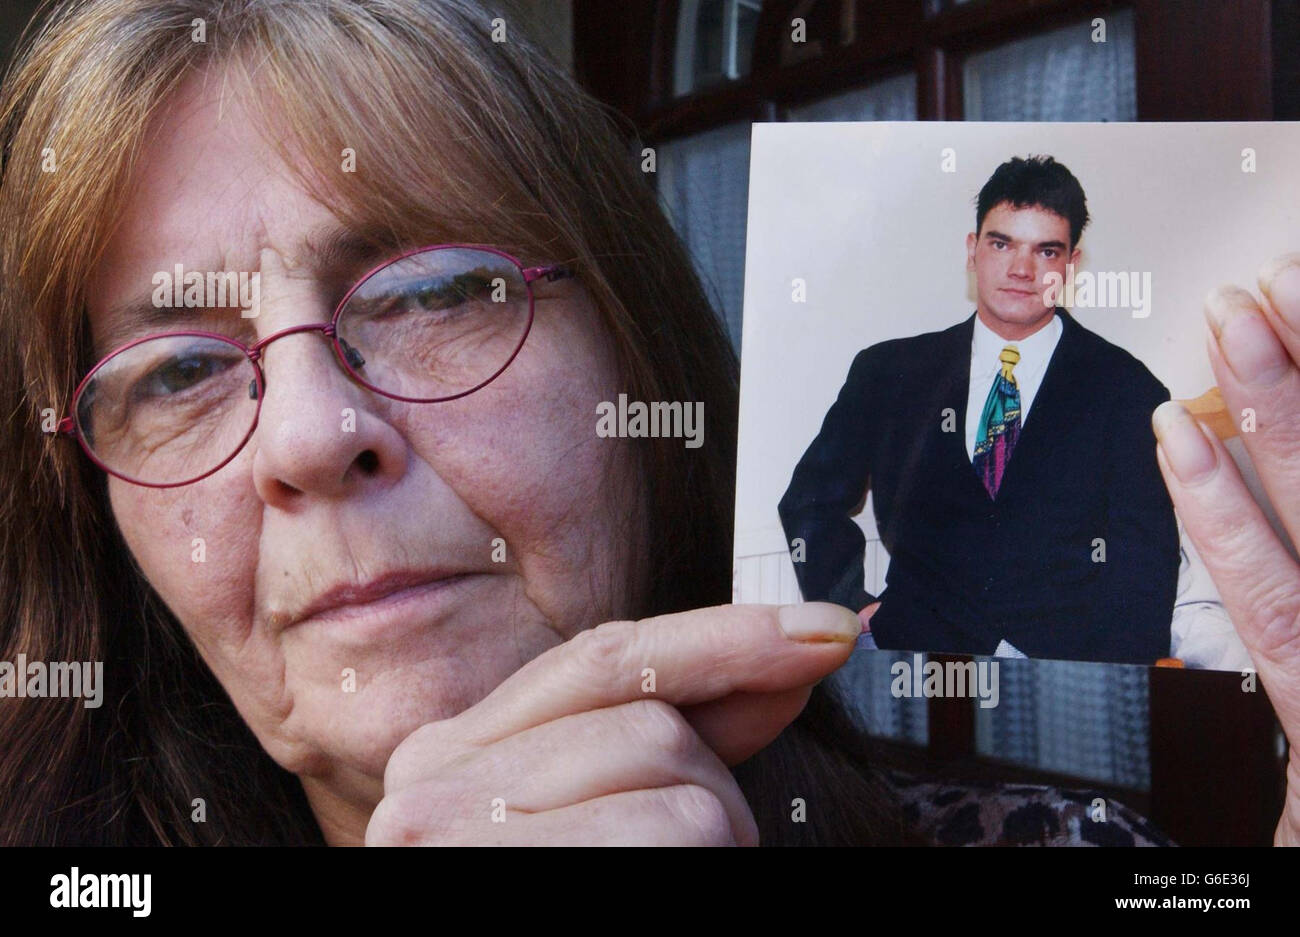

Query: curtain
left=975, top=658, right=1151, bottom=790
left=963, top=9, right=1136, bottom=121
left=658, top=121, right=754, bottom=349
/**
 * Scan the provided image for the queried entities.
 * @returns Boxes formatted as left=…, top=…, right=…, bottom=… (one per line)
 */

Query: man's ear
left=966, top=231, right=978, bottom=270
left=1069, top=246, right=1081, bottom=268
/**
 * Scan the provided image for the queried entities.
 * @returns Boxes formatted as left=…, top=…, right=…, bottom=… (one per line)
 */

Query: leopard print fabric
left=889, top=771, right=1174, bottom=846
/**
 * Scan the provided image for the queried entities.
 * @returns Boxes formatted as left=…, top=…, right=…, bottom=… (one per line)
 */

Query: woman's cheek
left=407, top=338, right=632, bottom=629
left=108, top=474, right=263, bottom=653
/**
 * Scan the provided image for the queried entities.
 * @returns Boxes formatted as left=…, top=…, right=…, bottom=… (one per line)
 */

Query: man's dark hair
left=975, top=155, right=1090, bottom=249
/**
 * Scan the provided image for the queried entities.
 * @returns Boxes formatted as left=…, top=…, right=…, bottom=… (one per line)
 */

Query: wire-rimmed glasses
left=52, top=245, right=573, bottom=488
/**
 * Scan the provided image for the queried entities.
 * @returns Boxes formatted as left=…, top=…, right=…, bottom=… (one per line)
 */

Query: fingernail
left=1204, top=286, right=1290, bottom=385
left=778, top=602, right=860, bottom=643
left=1259, top=253, right=1300, bottom=332
left=1153, top=401, right=1218, bottom=485
left=1203, top=285, right=1254, bottom=336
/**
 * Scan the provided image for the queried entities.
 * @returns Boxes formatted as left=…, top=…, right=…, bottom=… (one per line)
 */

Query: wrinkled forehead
left=89, top=72, right=342, bottom=301
left=83, top=72, right=433, bottom=360
left=81, top=45, right=565, bottom=361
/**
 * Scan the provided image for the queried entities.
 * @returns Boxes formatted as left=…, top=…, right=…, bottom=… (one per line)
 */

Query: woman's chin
left=269, top=619, right=557, bottom=779
left=265, top=676, right=483, bottom=783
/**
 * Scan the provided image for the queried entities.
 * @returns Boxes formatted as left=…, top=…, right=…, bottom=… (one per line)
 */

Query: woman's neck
left=299, top=774, right=380, bottom=846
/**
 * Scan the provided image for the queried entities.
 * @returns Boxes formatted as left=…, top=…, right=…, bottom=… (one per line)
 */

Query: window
left=674, top=0, right=764, bottom=97
left=658, top=122, right=754, bottom=347
left=785, top=72, right=918, bottom=122
left=963, top=10, right=1136, bottom=121
left=831, top=650, right=929, bottom=746
left=975, top=659, right=1151, bottom=790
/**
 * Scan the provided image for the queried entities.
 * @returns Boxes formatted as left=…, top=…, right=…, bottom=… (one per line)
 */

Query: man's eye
left=1042, top=249, right=1058, bottom=258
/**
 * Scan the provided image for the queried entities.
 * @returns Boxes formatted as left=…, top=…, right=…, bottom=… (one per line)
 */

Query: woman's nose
left=248, top=326, right=408, bottom=506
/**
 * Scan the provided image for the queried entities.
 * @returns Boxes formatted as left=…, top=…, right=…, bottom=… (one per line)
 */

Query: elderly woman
left=0, top=0, right=1295, bottom=847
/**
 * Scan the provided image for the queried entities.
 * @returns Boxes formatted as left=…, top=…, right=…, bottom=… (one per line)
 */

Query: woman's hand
left=1152, top=253, right=1300, bottom=847
left=365, top=602, right=859, bottom=845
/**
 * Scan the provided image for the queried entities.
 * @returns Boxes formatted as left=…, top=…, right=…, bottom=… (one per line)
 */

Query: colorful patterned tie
left=973, top=345, right=1021, bottom=498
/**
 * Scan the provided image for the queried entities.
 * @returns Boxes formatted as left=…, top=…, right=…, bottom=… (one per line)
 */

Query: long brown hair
left=0, top=0, right=911, bottom=845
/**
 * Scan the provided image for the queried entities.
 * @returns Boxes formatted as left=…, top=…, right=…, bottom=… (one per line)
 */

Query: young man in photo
left=778, top=155, right=1180, bottom=664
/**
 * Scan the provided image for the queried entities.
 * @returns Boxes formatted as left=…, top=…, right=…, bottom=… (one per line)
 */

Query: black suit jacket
left=777, top=310, right=1180, bottom=664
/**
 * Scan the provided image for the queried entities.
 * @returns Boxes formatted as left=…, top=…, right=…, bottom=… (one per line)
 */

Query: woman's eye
left=137, top=354, right=229, bottom=398
left=410, top=274, right=490, bottom=311
left=413, top=282, right=451, bottom=308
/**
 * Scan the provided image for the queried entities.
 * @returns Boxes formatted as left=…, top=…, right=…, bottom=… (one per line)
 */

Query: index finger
left=456, top=602, right=860, bottom=747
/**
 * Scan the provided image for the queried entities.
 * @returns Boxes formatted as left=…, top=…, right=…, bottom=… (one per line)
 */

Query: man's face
left=966, top=202, right=1081, bottom=338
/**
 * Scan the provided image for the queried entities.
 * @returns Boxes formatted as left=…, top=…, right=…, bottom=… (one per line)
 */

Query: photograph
left=734, top=120, right=1300, bottom=671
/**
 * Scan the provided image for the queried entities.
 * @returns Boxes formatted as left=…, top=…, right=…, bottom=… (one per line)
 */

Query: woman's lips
left=276, top=570, right=483, bottom=633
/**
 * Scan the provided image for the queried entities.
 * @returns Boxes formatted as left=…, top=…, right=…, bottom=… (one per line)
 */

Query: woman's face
left=86, top=74, right=642, bottom=831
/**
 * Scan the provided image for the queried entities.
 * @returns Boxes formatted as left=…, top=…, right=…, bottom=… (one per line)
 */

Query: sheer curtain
left=963, top=10, right=1137, bottom=121
left=975, top=658, right=1151, bottom=789
left=832, top=649, right=929, bottom=746
left=657, top=122, right=754, bottom=349
left=786, top=72, right=917, bottom=123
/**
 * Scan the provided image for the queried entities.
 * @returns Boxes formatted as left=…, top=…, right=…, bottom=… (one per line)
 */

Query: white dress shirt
left=964, top=312, right=1064, bottom=462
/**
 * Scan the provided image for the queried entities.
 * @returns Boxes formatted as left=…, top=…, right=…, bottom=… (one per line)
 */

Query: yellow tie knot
left=999, top=345, right=1020, bottom=384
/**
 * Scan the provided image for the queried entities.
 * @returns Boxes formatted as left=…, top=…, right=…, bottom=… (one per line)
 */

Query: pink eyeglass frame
left=52, top=244, right=574, bottom=489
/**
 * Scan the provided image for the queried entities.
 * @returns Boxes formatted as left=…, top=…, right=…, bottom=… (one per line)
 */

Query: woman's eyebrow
left=91, top=227, right=405, bottom=355
left=92, top=302, right=249, bottom=358
left=303, top=224, right=408, bottom=273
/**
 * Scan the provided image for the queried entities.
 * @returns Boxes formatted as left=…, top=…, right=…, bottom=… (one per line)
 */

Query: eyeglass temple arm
left=52, top=416, right=75, bottom=436
left=522, top=264, right=574, bottom=284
